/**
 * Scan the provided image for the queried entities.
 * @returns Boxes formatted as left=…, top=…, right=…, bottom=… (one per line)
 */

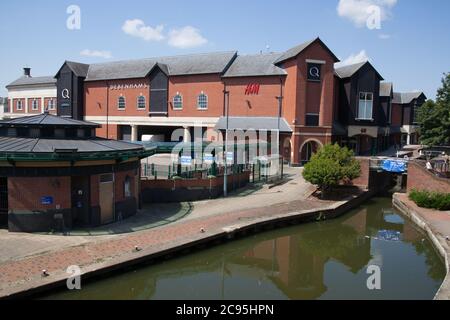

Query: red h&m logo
left=245, top=83, right=260, bottom=95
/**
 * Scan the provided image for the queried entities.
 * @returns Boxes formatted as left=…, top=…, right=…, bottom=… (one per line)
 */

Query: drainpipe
left=223, top=85, right=230, bottom=197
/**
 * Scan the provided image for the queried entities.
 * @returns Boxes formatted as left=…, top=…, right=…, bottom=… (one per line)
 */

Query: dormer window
left=357, top=92, right=373, bottom=120
left=118, top=96, right=126, bottom=110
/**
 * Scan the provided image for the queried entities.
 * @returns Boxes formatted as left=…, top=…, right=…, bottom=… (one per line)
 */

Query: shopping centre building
left=4, top=37, right=427, bottom=165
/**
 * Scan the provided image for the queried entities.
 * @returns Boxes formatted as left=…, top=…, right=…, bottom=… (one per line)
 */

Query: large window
left=412, top=102, right=419, bottom=124
left=358, top=92, right=373, bottom=120
left=137, top=95, right=146, bottom=109
left=32, top=99, right=39, bottom=110
left=118, top=96, right=126, bottom=110
left=124, top=176, right=132, bottom=198
left=197, top=93, right=208, bottom=110
left=173, top=94, right=183, bottom=110
left=16, top=100, right=23, bottom=110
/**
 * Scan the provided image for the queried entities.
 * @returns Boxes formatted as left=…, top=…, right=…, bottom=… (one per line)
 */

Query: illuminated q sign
left=245, top=83, right=260, bottom=95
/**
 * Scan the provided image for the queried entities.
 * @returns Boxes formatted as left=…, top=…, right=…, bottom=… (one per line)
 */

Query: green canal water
left=43, top=197, right=446, bottom=300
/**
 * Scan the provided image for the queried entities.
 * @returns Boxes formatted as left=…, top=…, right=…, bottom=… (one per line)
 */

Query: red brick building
left=6, top=37, right=427, bottom=165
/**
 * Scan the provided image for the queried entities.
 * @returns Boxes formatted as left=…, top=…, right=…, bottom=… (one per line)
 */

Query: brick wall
left=346, top=157, right=370, bottom=189
left=407, top=161, right=450, bottom=193
left=8, top=176, right=71, bottom=212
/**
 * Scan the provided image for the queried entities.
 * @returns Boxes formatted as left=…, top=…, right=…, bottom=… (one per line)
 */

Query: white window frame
left=197, top=92, right=208, bottom=110
left=47, top=99, right=55, bottom=110
left=137, top=95, right=146, bottom=110
left=173, top=93, right=183, bottom=110
left=31, top=99, right=39, bottom=111
left=357, top=92, right=373, bottom=120
left=16, top=100, right=23, bottom=111
left=118, top=96, right=126, bottom=110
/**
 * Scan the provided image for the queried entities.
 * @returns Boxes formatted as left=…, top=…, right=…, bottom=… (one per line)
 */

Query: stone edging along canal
left=1, top=190, right=445, bottom=300
left=393, top=193, right=450, bottom=300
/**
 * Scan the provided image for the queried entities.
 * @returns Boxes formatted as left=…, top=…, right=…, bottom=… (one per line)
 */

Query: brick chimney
left=23, top=67, right=31, bottom=77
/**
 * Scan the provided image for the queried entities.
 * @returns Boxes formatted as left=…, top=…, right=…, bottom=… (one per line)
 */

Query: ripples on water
left=43, top=197, right=446, bottom=300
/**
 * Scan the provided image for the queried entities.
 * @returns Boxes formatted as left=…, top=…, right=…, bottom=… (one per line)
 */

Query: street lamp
left=223, top=90, right=230, bottom=197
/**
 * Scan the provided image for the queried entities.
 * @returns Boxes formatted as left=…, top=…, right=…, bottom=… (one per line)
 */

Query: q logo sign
left=62, top=89, right=70, bottom=99
left=307, top=63, right=321, bottom=81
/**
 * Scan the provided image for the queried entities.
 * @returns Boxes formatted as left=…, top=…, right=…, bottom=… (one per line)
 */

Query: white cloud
left=80, top=49, right=112, bottom=59
left=337, top=0, right=398, bottom=28
left=378, top=33, right=391, bottom=39
left=168, top=26, right=207, bottom=49
left=122, top=19, right=164, bottom=41
left=335, top=50, right=370, bottom=68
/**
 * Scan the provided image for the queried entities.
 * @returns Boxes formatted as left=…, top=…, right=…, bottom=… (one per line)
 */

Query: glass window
left=137, top=96, right=146, bottom=109
left=197, top=93, right=208, bottom=110
left=173, top=94, right=183, bottom=110
left=118, top=96, right=126, bottom=110
left=47, top=99, right=55, bottom=110
left=358, top=92, right=373, bottom=120
left=32, top=99, right=39, bottom=110
left=16, top=100, right=23, bottom=110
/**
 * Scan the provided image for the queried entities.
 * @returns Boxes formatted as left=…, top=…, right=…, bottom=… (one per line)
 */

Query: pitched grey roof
left=223, top=53, right=287, bottom=78
left=0, top=136, right=143, bottom=153
left=6, top=76, right=56, bottom=88
left=65, top=61, right=90, bottom=77
left=85, top=51, right=237, bottom=81
left=274, top=38, right=340, bottom=65
left=380, top=82, right=393, bottom=97
left=392, top=92, right=425, bottom=104
left=334, top=61, right=367, bottom=79
left=0, top=113, right=99, bottom=127
left=215, top=116, right=292, bottom=133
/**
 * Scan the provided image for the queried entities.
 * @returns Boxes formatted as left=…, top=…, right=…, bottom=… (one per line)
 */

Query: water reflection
left=44, top=198, right=445, bottom=300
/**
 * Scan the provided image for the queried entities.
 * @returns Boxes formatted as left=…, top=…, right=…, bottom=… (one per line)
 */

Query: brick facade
left=407, top=161, right=450, bottom=194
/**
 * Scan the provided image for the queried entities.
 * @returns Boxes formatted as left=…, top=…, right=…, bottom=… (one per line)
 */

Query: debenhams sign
left=109, top=83, right=149, bottom=90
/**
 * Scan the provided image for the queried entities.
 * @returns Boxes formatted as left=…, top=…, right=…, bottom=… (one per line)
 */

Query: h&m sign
left=245, top=83, right=260, bottom=95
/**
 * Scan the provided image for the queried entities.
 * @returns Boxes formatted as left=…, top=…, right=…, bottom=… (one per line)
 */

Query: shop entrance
left=71, top=176, right=90, bottom=227
left=0, top=177, right=7, bottom=227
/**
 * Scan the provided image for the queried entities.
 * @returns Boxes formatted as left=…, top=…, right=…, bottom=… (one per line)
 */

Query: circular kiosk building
left=0, top=113, right=153, bottom=232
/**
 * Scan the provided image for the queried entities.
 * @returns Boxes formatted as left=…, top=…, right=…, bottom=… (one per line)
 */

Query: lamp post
left=223, top=89, right=230, bottom=197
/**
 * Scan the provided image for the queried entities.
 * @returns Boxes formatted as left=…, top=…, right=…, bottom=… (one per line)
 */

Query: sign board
left=307, top=63, right=321, bottom=82
left=180, top=156, right=192, bottom=166
left=204, top=154, right=215, bottom=164
left=41, top=196, right=54, bottom=205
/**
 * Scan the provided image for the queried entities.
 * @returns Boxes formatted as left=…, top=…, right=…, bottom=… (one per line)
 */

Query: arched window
left=124, top=176, right=132, bottom=198
left=118, top=96, right=126, bottom=110
left=16, top=100, right=23, bottom=110
left=32, top=99, right=39, bottom=110
left=197, top=92, right=208, bottom=110
left=173, top=94, right=183, bottom=110
left=137, top=95, right=146, bottom=109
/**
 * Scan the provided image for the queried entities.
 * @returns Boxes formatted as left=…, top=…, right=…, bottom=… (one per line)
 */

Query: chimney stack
left=23, top=67, right=31, bottom=77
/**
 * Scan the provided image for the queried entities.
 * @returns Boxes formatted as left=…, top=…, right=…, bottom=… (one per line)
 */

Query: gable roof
left=84, top=51, right=237, bottom=81
left=335, top=61, right=384, bottom=80
left=55, top=61, right=90, bottom=78
left=392, top=92, right=426, bottom=104
left=6, top=76, right=56, bottom=89
left=223, top=53, right=287, bottom=78
left=380, top=82, right=393, bottom=97
left=0, top=113, right=99, bottom=127
left=274, top=37, right=340, bottom=65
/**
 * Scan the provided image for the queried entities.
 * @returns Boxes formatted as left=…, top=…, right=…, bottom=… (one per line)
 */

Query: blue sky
left=0, top=0, right=449, bottom=98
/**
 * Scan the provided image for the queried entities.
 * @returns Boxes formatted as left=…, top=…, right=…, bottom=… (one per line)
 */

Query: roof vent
left=23, top=67, right=31, bottom=77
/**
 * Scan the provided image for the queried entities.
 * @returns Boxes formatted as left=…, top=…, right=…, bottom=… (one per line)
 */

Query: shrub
left=409, top=189, right=450, bottom=211
left=303, top=143, right=361, bottom=197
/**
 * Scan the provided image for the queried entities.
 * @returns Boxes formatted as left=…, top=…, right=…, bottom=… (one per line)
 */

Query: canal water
left=43, top=197, right=446, bottom=300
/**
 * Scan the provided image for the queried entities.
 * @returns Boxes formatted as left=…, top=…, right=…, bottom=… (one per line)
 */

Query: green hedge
left=409, top=189, right=450, bottom=211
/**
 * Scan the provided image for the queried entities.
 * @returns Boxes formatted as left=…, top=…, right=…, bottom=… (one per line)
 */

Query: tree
left=418, top=73, right=450, bottom=146
left=302, top=143, right=361, bottom=198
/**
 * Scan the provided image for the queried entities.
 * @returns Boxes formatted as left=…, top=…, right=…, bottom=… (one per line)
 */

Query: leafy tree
left=418, top=73, right=450, bottom=146
left=302, top=143, right=361, bottom=197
